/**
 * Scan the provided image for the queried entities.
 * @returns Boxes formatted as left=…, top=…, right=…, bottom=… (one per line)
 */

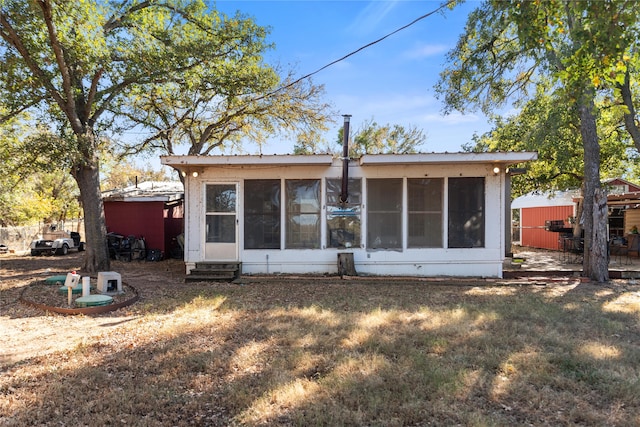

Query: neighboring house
left=603, top=177, right=640, bottom=195
left=102, top=181, right=184, bottom=256
left=161, top=152, right=537, bottom=278
left=604, top=177, right=640, bottom=238
left=512, top=178, right=640, bottom=250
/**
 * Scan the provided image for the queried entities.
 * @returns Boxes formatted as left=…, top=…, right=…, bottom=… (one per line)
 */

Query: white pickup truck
left=30, top=228, right=85, bottom=256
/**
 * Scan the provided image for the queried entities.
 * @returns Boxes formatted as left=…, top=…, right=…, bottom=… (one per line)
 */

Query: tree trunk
left=592, top=186, right=609, bottom=273
left=619, top=70, right=640, bottom=151
left=579, top=92, right=608, bottom=282
left=74, top=160, right=111, bottom=274
left=573, top=183, right=584, bottom=238
left=338, top=252, right=357, bottom=277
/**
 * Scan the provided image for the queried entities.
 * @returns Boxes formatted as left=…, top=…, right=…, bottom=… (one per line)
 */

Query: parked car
left=30, top=230, right=85, bottom=256
left=0, top=244, right=8, bottom=254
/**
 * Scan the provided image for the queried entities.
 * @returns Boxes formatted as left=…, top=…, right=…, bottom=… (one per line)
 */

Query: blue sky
left=213, top=0, right=490, bottom=154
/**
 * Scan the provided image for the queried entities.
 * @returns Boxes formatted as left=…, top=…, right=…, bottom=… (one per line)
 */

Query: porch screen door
left=204, top=183, right=238, bottom=260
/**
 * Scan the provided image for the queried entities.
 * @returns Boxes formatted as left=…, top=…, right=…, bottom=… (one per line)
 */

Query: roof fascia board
left=104, top=196, right=179, bottom=202
left=358, top=152, right=538, bottom=165
left=161, top=154, right=334, bottom=167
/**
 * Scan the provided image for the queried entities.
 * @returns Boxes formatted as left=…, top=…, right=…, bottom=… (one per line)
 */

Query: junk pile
left=106, top=232, right=147, bottom=261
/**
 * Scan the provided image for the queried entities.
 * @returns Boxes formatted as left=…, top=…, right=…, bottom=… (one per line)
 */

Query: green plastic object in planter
left=45, top=275, right=68, bottom=285
left=58, top=285, right=83, bottom=294
left=75, top=294, right=113, bottom=307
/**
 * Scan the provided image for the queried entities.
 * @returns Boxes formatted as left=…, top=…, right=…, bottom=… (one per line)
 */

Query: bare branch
left=0, top=10, right=66, bottom=112
left=37, top=0, right=82, bottom=131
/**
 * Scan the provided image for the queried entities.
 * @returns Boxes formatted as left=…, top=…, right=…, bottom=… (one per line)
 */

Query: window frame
left=407, top=178, right=444, bottom=248
left=243, top=179, right=281, bottom=249
left=285, top=179, right=321, bottom=249
left=366, top=178, right=403, bottom=249
left=447, top=177, right=485, bottom=248
left=205, top=184, right=236, bottom=244
left=326, top=178, right=362, bottom=249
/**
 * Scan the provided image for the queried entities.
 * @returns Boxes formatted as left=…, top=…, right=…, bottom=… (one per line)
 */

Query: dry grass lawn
left=1, top=252, right=640, bottom=426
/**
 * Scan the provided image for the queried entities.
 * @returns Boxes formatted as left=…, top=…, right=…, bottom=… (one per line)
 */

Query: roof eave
left=358, top=152, right=538, bottom=166
left=161, top=154, right=335, bottom=168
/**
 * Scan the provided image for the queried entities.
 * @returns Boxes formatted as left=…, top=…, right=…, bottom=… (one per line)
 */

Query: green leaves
left=438, top=0, right=640, bottom=189
left=0, top=116, right=81, bottom=225
left=437, top=0, right=640, bottom=114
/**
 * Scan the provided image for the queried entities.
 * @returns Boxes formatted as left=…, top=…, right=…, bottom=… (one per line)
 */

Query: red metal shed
left=103, top=181, right=184, bottom=257
left=512, top=178, right=640, bottom=250
left=512, top=190, right=576, bottom=250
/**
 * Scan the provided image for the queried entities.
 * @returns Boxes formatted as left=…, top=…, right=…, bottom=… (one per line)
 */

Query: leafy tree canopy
left=0, top=112, right=81, bottom=226
left=465, top=85, right=639, bottom=198
left=0, top=160, right=81, bottom=227
left=100, top=157, right=173, bottom=191
left=0, top=1, right=331, bottom=271
left=118, top=69, right=332, bottom=165
left=436, top=0, right=640, bottom=281
left=294, top=118, right=427, bottom=157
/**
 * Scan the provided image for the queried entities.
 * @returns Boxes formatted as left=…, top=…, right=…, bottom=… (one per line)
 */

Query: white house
left=161, top=152, right=537, bottom=278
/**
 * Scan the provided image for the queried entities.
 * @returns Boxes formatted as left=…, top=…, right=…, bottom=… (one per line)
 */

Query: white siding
left=171, top=156, right=531, bottom=278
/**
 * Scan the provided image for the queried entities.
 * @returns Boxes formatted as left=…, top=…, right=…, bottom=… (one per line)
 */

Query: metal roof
left=358, top=152, right=538, bottom=165
left=161, top=152, right=538, bottom=168
left=102, top=181, right=183, bottom=202
left=161, top=154, right=334, bottom=167
left=511, top=190, right=578, bottom=209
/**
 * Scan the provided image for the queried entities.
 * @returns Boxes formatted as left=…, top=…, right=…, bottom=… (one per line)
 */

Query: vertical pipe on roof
left=340, top=114, right=351, bottom=204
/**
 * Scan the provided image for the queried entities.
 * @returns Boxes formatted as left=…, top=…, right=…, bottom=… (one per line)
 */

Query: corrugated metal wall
left=164, top=204, right=184, bottom=256
left=520, top=206, right=574, bottom=250
left=104, top=201, right=167, bottom=253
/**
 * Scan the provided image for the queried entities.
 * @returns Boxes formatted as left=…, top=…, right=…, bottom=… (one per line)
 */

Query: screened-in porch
left=239, top=177, right=486, bottom=251
left=162, top=152, right=537, bottom=278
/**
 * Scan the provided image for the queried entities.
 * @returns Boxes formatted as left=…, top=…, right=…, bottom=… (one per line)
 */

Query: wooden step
left=194, top=262, right=240, bottom=269
left=185, top=274, right=236, bottom=283
left=185, top=262, right=241, bottom=282
left=189, top=267, right=237, bottom=274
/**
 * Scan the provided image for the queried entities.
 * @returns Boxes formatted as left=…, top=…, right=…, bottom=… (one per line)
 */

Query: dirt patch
left=0, top=252, right=186, bottom=366
left=2, top=251, right=640, bottom=426
left=0, top=250, right=629, bottom=367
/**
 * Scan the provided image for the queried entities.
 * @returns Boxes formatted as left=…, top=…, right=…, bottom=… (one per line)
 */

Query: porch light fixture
left=192, top=171, right=199, bottom=178
left=493, top=166, right=501, bottom=175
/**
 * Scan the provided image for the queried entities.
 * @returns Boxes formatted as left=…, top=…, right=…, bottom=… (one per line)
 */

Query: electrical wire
left=118, top=0, right=458, bottom=139
left=267, top=0, right=458, bottom=98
